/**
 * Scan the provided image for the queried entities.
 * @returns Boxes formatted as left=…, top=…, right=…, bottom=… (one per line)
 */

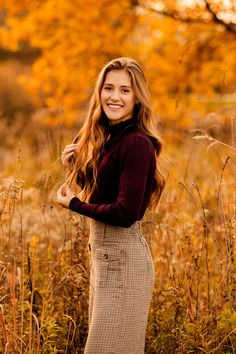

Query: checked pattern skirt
left=84, top=219, right=155, bottom=354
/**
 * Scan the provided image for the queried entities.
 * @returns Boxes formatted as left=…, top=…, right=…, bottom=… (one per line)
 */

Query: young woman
left=57, top=57, right=165, bottom=353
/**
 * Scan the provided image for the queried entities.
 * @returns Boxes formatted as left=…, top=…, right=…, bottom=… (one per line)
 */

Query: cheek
left=101, top=91, right=108, bottom=106
left=127, top=96, right=135, bottom=109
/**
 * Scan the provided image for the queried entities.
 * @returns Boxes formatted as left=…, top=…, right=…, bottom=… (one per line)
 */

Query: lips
left=107, top=103, right=123, bottom=109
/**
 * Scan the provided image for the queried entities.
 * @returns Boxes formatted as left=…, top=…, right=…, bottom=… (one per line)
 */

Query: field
left=0, top=109, right=236, bottom=353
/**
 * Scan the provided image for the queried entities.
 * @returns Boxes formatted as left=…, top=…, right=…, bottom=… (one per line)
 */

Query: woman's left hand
left=57, top=183, right=76, bottom=208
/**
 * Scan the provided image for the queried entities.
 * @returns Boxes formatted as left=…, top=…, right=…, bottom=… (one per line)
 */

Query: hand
left=57, top=183, right=76, bottom=208
left=61, top=144, right=79, bottom=166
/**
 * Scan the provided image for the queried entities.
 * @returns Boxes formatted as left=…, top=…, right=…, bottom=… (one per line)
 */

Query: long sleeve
left=69, top=135, right=155, bottom=227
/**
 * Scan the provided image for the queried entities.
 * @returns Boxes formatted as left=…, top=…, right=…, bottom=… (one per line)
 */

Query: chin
left=107, top=115, right=122, bottom=121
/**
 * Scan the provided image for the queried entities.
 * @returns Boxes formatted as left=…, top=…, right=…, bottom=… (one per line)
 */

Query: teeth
left=108, top=104, right=122, bottom=108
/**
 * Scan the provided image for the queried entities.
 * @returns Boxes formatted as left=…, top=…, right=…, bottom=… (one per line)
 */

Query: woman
left=57, top=57, right=165, bottom=353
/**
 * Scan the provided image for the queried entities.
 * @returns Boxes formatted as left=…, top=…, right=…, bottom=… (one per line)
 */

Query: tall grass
left=0, top=116, right=236, bottom=353
left=145, top=131, right=236, bottom=353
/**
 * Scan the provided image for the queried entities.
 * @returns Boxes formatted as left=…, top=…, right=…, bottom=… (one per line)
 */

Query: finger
left=65, top=143, right=78, bottom=148
left=57, top=190, right=62, bottom=202
left=64, top=183, right=71, bottom=192
left=61, top=184, right=67, bottom=197
left=64, top=144, right=78, bottom=152
left=62, top=149, right=77, bottom=160
left=62, top=150, right=73, bottom=158
left=58, top=183, right=66, bottom=192
left=62, top=144, right=77, bottom=154
left=62, top=152, right=76, bottom=167
left=64, top=147, right=77, bottom=154
left=57, top=185, right=63, bottom=196
left=65, top=151, right=75, bottom=159
left=65, top=183, right=73, bottom=194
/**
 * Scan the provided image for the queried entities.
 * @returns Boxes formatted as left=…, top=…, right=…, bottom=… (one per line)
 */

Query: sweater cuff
left=69, top=196, right=82, bottom=212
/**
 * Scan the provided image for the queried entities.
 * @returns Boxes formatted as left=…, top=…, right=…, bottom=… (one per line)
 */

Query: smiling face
left=101, top=69, right=135, bottom=125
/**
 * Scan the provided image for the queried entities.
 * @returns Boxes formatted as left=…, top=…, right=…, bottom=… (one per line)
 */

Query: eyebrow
left=103, top=83, right=132, bottom=88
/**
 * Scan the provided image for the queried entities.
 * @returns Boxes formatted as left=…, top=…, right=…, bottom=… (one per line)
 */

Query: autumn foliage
left=0, top=0, right=235, bottom=125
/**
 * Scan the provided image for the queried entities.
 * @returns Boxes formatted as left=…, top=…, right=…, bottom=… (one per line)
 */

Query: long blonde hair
left=67, top=57, right=166, bottom=210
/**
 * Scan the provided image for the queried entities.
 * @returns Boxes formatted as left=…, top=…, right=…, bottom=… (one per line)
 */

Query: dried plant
left=1, top=115, right=236, bottom=353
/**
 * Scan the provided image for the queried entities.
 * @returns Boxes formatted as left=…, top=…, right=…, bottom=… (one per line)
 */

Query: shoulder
left=117, top=127, right=155, bottom=163
left=120, top=127, right=155, bottom=151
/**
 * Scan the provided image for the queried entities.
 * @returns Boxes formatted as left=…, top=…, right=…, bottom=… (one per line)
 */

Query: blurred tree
left=0, top=0, right=235, bottom=127
left=0, top=67, right=35, bottom=123
left=143, top=0, right=236, bottom=34
left=134, top=0, right=236, bottom=127
left=0, top=0, right=139, bottom=124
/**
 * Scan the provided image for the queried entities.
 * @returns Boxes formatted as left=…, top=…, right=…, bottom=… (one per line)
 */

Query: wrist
left=69, top=196, right=82, bottom=211
left=69, top=197, right=82, bottom=211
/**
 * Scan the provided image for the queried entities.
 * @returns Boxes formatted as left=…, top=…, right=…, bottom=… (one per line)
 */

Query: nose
left=110, top=89, right=120, bottom=101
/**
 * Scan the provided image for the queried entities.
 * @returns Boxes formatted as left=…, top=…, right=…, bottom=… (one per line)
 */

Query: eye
left=104, top=86, right=112, bottom=91
left=121, top=89, right=130, bottom=93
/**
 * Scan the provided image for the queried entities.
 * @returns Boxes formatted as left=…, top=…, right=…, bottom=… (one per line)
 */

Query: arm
left=68, top=135, right=155, bottom=227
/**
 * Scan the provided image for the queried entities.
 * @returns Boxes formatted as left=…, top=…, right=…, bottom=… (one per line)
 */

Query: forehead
left=104, top=69, right=132, bottom=86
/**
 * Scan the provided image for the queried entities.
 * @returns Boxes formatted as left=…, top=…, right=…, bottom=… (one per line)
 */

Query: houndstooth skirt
left=84, top=219, right=155, bottom=354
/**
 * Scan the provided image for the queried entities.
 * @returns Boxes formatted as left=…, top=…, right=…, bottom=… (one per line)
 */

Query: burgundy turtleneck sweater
left=69, top=117, right=156, bottom=228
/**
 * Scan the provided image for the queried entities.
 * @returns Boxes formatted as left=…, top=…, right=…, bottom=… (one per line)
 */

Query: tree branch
left=145, top=2, right=236, bottom=35
left=204, top=0, right=236, bottom=33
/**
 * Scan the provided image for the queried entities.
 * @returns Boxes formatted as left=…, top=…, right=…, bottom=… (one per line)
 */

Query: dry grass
left=0, top=116, right=236, bottom=353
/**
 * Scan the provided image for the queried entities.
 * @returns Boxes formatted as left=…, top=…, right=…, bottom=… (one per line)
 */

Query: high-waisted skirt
left=84, top=219, right=155, bottom=354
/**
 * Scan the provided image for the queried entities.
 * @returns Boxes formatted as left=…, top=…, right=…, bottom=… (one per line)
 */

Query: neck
left=108, top=116, right=133, bottom=126
left=107, top=117, right=137, bottom=137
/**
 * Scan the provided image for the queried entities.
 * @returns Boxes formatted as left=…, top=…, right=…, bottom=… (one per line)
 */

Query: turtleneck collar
left=108, top=117, right=137, bottom=138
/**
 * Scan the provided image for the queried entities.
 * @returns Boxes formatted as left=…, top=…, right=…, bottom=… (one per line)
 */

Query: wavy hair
left=67, top=57, right=166, bottom=210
